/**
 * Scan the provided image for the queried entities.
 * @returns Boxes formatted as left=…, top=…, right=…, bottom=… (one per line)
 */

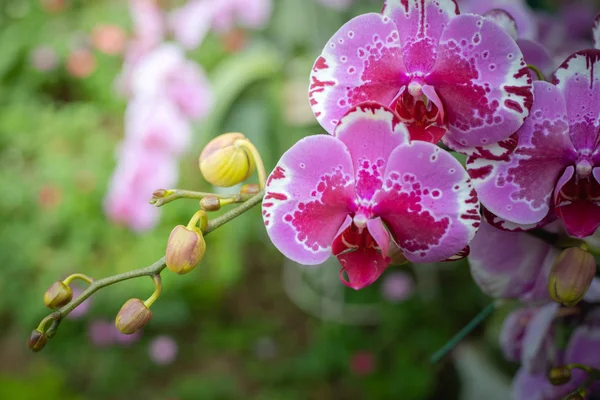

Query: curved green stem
left=38, top=191, right=264, bottom=325
left=150, top=189, right=253, bottom=208
left=527, top=64, right=545, bottom=81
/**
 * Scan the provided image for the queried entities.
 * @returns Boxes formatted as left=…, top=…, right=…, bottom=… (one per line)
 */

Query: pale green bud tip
left=548, top=366, right=571, bottom=386
left=166, top=225, right=206, bottom=275
left=549, top=247, right=597, bottom=307
left=44, top=281, right=73, bottom=309
left=115, top=298, right=152, bottom=334
left=27, top=329, right=47, bottom=352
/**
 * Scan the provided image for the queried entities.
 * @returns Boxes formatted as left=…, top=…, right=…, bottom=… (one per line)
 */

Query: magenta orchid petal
left=427, top=14, right=533, bottom=149
left=459, top=0, right=537, bottom=40
left=512, top=368, right=575, bottom=400
left=483, top=9, right=518, bottom=41
left=522, top=302, right=559, bottom=374
left=468, top=220, right=555, bottom=299
left=554, top=50, right=600, bottom=154
left=565, top=325, right=600, bottom=369
left=337, top=247, right=391, bottom=290
left=309, top=13, right=408, bottom=134
left=372, top=141, right=480, bottom=262
left=555, top=166, right=600, bottom=237
left=482, top=208, right=555, bottom=232
left=468, top=81, right=575, bottom=225
left=517, top=39, right=552, bottom=80
left=263, top=135, right=356, bottom=265
left=382, top=0, right=459, bottom=73
left=334, top=103, right=410, bottom=204
left=500, top=308, right=534, bottom=362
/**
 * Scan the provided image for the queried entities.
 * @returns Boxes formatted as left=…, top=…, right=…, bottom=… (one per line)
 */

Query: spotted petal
left=372, top=141, right=480, bottom=263
left=309, top=13, right=408, bottom=134
left=468, top=81, right=575, bottom=225
left=382, top=0, right=459, bottom=73
left=553, top=50, right=600, bottom=157
left=468, top=220, right=556, bottom=300
left=334, top=103, right=410, bottom=205
left=427, top=14, right=533, bottom=150
left=263, top=135, right=356, bottom=265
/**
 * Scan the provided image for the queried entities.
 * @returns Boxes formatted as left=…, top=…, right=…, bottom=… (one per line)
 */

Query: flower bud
left=27, top=329, right=47, bottom=352
left=240, top=183, right=260, bottom=195
left=115, top=298, right=152, bottom=334
left=200, top=195, right=221, bottom=211
left=199, top=133, right=255, bottom=187
left=44, top=281, right=73, bottom=309
left=548, top=366, right=572, bottom=385
left=152, top=189, right=168, bottom=198
left=548, top=247, right=596, bottom=307
left=165, top=225, right=206, bottom=275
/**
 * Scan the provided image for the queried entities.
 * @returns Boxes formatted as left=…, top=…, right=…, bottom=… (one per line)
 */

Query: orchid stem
left=527, top=64, right=545, bottom=81
left=430, top=302, right=496, bottom=364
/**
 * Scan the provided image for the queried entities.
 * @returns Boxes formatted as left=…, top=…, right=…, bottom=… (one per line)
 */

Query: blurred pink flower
left=381, top=271, right=414, bottom=303
left=67, top=287, right=92, bottom=319
left=131, top=44, right=213, bottom=120
left=30, top=46, right=59, bottom=72
left=170, top=0, right=272, bottom=50
left=104, top=146, right=178, bottom=231
left=115, top=328, right=143, bottom=345
left=92, top=24, right=127, bottom=56
left=350, top=351, right=375, bottom=376
left=88, top=319, right=115, bottom=347
left=149, top=335, right=178, bottom=365
left=129, top=0, right=164, bottom=49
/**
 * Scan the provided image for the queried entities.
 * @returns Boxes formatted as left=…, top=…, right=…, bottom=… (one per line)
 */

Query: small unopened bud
left=166, top=225, right=206, bottom=275
left=199, top=133, right=255, bottom=187
left=200, top=196, right=221, bottom=211
left=548, top=247, right=596, bottom=306
left=27, top=329, right=47, bottom=352
left=548, top=366, right=572, bottom=385
left=240, top=183, right=260, bottom=195
left=44, top=281, right=73, bottom=309
left=115, top=298, right=152, bottom=334
left=152, top=189, right=168, bottom=198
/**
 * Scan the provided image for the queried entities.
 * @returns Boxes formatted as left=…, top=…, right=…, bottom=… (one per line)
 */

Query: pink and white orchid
left=263, top=103, right=479, bottom=290
left=309, top=0, right=533, bottom=154
left=469, top=50, right=600, bottom=238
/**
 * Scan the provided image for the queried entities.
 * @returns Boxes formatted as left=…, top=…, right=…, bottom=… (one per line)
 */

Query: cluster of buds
left=548, top=247, right=597, bottom=307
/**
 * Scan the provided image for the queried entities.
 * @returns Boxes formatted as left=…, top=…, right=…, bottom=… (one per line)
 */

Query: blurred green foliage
left=0, top=1, right=501, bottom=399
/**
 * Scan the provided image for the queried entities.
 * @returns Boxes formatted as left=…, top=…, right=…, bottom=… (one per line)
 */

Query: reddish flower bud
left=44, top=281, right=73, bottom=309
left=165, top=225, right=206, bottom=275
left=115, top=299, right=152, bottom=335
left=27, top=329, right=47, bottom=352
left=548, top=366, right=571, bottom=386
left=199, top=133, right=255, bottom=187
left=200, top=196, right=221, bottom=211
left=240, top=183, right=261, bottom=195
left=548, top=247, right=596, bottom=307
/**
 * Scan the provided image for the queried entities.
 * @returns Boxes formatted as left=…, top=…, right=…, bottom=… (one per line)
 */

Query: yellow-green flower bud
left=548, top=247, right=596, bottom=307
left=165, top=225, right=206, bottom=275
left=27, top=329, right=47, bottom=352
left=115, top=298, right=152, bottom=334
left=240, top=183, right=260, bottom=195
left=199, top=133, right=255, bottom=187
left=200, top=195, right=221, bottom=211
left=548, top=366, right=572, bottom=385
left=44, top=281, right=73, bottom=309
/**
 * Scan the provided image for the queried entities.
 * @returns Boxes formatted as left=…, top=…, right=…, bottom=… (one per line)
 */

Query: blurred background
left=0, top=0, right=590, bottom=399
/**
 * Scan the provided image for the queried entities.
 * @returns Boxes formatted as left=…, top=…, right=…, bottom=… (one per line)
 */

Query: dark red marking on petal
left=468, top=165, right=493, bottom=180
left=313, top=56, right=329, bottom=73
left=267, top=166, right=286, bottom=186
left=264, top=192, right=288, bottom=201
